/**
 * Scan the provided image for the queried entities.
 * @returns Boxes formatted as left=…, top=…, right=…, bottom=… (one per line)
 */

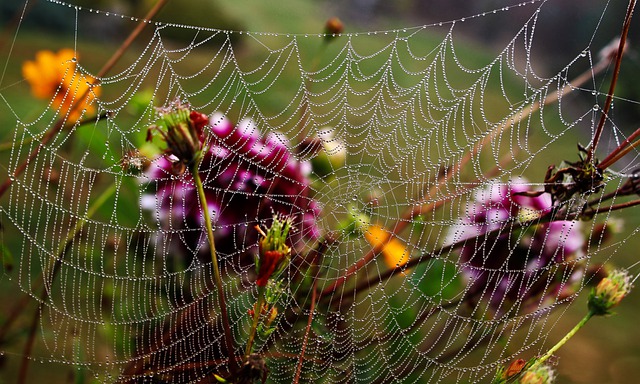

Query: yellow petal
left=364, top=225, right=390, bottom=248
left=364, top=225, right=411, bottom=270
left=381, top=237, right=411, bottom=270
left=56, top=48, right=76, bottom=64
left=22, top=60, right=52, bottom=98
left=36, top=50, right=61, bottom=87
left=22, top=49, right=77, bottom=100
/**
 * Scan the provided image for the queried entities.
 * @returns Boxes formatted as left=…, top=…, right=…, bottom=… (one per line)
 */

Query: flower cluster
left=142, top=110, right=320, bottom=265
left=22, top=49, right=101, bottom=122
left=446, top=179, right=585, bottom=313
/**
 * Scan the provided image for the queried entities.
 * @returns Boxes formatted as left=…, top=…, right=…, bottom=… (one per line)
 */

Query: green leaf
left=1, top=243, right=14, bottom=273
left=411, top=259, right=461, bottom=299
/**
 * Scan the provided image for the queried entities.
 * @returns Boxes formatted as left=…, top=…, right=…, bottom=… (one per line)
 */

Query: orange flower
left=364, top=225, right=411, bottom=270
left=22, top=49, right=101, bottom=122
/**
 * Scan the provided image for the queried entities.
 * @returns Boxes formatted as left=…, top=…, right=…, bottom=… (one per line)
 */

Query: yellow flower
left=22, top=49, right=101, bottom=122
left=364, top=225, right=411, bottom=270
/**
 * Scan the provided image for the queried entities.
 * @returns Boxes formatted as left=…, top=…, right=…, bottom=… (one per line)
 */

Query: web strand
left=1, top=0, right=639, bottom=383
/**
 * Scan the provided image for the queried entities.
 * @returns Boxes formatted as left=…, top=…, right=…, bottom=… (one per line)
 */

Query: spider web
left=0, top=0, right=639, bottom=383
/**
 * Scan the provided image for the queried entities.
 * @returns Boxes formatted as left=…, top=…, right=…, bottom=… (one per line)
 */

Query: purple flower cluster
left=142, top=112, right=320, bottom=266
left=446, top=179, right=584, bottom=313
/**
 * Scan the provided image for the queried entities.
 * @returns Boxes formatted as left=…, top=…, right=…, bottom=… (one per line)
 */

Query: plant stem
left=245, top=286, right=265, bottom=358
left=191, top=161, right=239, bottom=373
left=598, top=126, right=640, bottom=169
left=530, top=311, right=594, bottom=372
left=586, top=0, right=636, bottom=164
left=598, top=139, right=640, bottom=170
left=294, top=256, right=320, bottom=384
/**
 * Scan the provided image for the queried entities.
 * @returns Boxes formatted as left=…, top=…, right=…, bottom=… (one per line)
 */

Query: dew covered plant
left=1, top=1, right=640, bottom=383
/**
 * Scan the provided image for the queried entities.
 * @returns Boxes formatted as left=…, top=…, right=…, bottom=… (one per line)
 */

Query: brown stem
left=0, top=0, right=169, bottom=199
left=590, top=197, right=640, bottom=214
left=598, top=126, right=640, bottom=169
left=586, top=0, right=636, bottom=164
left=334, top=196, right=640, bottom=297
left=321, top=204, right=589, bottom=304
left=17, top=302, right=41, bottom=384
left=293, top=256, right=320, bottom=384
left=598, top=138, right=640, bottom=170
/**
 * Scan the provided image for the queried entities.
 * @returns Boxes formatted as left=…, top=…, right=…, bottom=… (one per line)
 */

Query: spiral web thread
left=0, top=0, right=639, bottom=382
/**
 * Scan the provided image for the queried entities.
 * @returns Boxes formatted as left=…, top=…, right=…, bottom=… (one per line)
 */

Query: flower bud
left=588, top=268, right=632, bottom=316
left=519, top=362, right=555, bottom=384
left=146, top=100, right=208, bottom=166
left=502, top=358, right=526, bottom=380
left=255, top=216, right=292, bottom=286
left=266, top=306, right=278, bottom=326
left=324, top=17, right=344, bottom=41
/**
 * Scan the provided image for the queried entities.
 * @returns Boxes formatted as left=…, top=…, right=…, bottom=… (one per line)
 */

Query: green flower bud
left=255, top=216, right=292, bottom=286
left=146, top=99, right=208, bottom=166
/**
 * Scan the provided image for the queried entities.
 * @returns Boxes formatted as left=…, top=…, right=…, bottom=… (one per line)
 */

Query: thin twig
left=590, top=197, right=640, bottom=214
left=598, top=126, right=640, bottom=169
left=598, top=139, right=640, bottom=170
left=293, top=256, right=320, bottom=384
left=586, top=0, right=636, bottom=164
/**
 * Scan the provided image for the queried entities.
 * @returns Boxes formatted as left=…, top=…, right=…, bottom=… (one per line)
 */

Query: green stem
left=245, top=286, right=266, bottom=357
left=530, top=311, right=594, bottom=371
left=191, top=161, right=239, bottom=373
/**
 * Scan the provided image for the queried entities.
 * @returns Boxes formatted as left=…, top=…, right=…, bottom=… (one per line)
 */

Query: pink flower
left=143, top=111, right=320, bottom=267
left=447, top=179, right=584, bottom=313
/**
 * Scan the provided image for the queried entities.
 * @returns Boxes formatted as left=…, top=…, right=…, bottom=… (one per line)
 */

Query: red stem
left=293, top=261, right=320, bottom=384
left=586, top=0, right=636, bottom=164
left=598, top=126, right=640, bottom=169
